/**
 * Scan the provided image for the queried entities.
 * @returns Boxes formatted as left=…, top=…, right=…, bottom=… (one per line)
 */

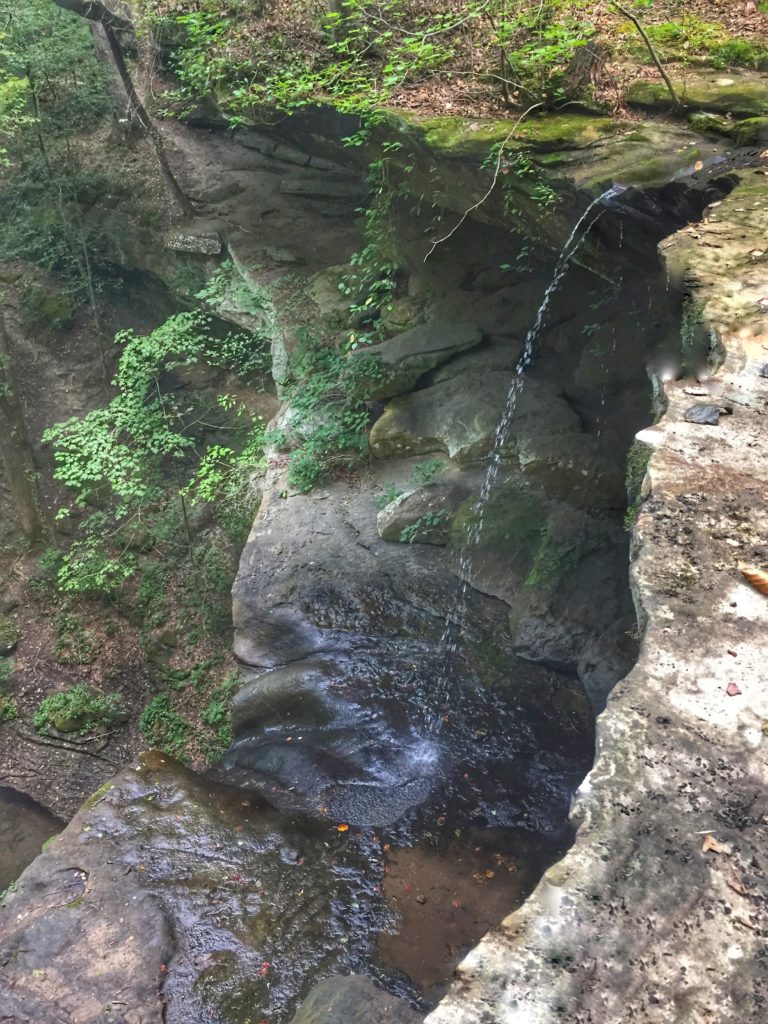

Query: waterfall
left=428, top=185, right=625, bottom=732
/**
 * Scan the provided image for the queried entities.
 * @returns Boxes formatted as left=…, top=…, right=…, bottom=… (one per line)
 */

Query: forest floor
left=140, top=0, right=768, bottom=119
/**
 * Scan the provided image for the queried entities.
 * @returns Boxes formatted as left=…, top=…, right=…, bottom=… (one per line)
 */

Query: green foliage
left=0, top=697, right=18, bottom=723
left=495, top=5, right=592, bottom=106
left=139, top=694, right=191, bottom=759
left=400, top=509, right=449, bottom=543
left=624, top=439, right=652, bottom=528
left=0, top=659, right=14, bottom=686
left=198, top=259, right=271, bottom=316
left=341, top=160, right=401, bottom=348
left=625, top=440, right=652, bottom=503
left=33, top=684, right=124, bottom=736
left=53, top=612, right=97, bottom=666
left=271, top=334, right=382, bottom=492
left=375, top=482, right=404, bottom=509
left=0, top=0, right=113, bottom=298
left=0, top=74, right=31, bottom=163
left=709, top=38, right=768, bottom=70
left=495, top=146, right=559, bottom=214
left=411, top=459, right=445, bottom=486
left=44, top=312, right=267, bottom=594
left=0, top=1, right=108, bottom=130
left=144, top=0, right=595, bottom=124
left=636, top=16, right=768, bottom=70
left=28, top=547, right=65, bottom=596
left=202, top=674, right=237, bottom=732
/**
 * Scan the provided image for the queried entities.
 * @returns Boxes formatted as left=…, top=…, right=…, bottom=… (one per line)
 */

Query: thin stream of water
left=428, top=185, right=625, bottom=732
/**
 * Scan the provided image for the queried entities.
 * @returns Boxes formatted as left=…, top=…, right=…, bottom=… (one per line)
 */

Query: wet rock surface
left=0, top=753, right=387, bottom=1024
left=230, top=463, right=594, bottom=832
left=290, top=976, right=422, bottom=1024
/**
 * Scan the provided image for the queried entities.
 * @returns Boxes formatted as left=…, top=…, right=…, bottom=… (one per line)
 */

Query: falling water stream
left=429, top=185, right=625, bottom=730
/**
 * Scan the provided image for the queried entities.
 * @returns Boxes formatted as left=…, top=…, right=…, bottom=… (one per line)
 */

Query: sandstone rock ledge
left=423, top=171, right=768, bottom=1024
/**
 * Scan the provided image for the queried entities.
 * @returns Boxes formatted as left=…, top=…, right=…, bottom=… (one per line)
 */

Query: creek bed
left=380, top=825, right=570, bottom=1001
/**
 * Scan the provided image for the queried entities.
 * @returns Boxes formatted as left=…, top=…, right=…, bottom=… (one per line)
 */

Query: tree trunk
left=99, top=24, right=194, bottom=216
left=52, top=0, right=134, bottom=33
left=0, top=312, right=46, bottom=541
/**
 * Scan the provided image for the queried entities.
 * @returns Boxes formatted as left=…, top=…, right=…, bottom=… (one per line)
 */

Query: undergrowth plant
left=140, top=694, right=192, bottom=760
left=0, top=697, right=18, bottom=723
left=140, top=0, right=595, bottom=122
left=43, top=311, right=267, bottom=595
left=33, top=684, right=124, bottom=736
left=269, top=332, right=383, bottom=492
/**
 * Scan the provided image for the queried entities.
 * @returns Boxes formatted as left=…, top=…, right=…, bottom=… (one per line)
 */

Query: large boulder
left=354, top=320, right=483, bottom=400
left=290, top=976, right=422, bottom=1024
left=369, top=374, right=580, bottom=463
left=0, top=753, right=385, bottom=1024
left=376, top=470, right=478, bottom=545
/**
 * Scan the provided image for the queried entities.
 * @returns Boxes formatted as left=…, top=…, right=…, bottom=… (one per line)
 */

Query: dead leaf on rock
left=740, top=564, right=768, bottom=595
left=726, top=682, right=742, bottom=697
left=702, top=833, right=726, bottom=854
left=727, top=873, right=748, bottom=896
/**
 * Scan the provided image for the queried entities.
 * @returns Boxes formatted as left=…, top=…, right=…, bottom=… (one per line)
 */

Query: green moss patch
left=627, top=73, right=768, bottom=118
left=414, top=112, right=620, bottom=160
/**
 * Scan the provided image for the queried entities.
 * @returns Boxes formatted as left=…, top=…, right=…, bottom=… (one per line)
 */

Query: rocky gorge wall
left=1, top=11, right=768, bottom=1022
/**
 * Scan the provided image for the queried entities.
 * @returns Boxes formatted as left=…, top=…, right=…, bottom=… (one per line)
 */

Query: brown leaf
left=726, top=682, right=742, bottom=697
left=702, top=833, right=726, bottom=854
left=739, top=564, right=768, bottom=595
left=727, top=873, right=748, bottom=896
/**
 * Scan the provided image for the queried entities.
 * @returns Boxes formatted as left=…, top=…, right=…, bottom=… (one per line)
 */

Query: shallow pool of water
left=379, top=826, right=571, bottom=1002
left=0, top=786, right=62, bottom=891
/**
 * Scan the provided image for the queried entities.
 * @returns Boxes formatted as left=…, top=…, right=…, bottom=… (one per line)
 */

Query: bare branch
left=423, top=102, right=544, bottom=262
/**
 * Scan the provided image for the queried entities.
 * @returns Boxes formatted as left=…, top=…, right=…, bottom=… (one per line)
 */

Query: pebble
left=684, top=404, right=721, bottom=425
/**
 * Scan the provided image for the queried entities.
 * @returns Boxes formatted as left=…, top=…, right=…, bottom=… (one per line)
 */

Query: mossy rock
left=51, top=713, right=89, bottom=734
left=732, top=116, right=768, bottom=145
left=414, top=112, right=619, bottom=159
left=687, top=112, right=736, bottom=137
left=20, top=282, right=74, bottom=331
left=0, top=616, right=19, bottom=655
left=627, top=73, right=768, bottom=118
left=451, top=477, right=545, bottom=573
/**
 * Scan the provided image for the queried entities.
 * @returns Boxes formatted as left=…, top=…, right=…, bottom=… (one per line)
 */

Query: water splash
left=428, top=185, right=624, bottom=732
